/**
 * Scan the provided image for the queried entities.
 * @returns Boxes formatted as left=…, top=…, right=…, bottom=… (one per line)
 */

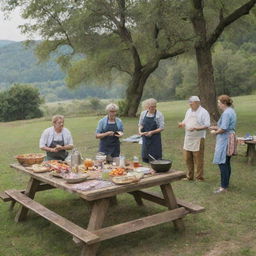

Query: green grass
left=1, top=95, right=256, bottom=256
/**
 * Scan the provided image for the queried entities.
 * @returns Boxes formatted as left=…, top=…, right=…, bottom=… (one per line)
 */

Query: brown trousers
left=183, top=138, right=205, bottom=180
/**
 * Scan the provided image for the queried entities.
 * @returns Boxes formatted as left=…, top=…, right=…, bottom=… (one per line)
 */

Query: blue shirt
left=213, top=107, right=237, bottom=164
left=96, top=116, right=124, bottom=133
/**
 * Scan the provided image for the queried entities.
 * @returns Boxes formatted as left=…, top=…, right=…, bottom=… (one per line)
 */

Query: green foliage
left=117, top=99, right=128, bottom=117
left=0, top=84, right=43, bottom=121
left=89, top=97, right=103, bottom=111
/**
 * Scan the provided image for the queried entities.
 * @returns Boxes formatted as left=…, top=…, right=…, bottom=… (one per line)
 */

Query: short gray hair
left=52, top=115, right=64, bottom=124
left=105, top=103, right=119, bottom=112
left=142, top=98, right=157, bottom=110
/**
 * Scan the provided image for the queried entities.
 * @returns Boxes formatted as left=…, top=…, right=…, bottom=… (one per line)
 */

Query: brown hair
left=218, top=95, right=233, bottom=107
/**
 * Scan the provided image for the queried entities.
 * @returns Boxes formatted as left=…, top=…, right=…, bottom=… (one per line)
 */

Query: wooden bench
left=130, top=189, right=205, bottom=213
left=5, top=190, right=99, bottom=245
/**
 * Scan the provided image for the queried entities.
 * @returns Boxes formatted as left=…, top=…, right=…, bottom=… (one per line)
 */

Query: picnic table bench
left=1, top=163, right=205, bottom=256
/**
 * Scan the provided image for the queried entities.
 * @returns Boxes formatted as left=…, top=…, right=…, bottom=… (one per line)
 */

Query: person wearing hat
left=96, top=103, right=124, bottom=158
left=178, top=96, right=210, bottom=181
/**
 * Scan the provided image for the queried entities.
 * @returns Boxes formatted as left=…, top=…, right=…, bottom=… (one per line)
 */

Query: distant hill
left=0, top=40, right=15, bottom=47
left=0, top=40, right=125, bottom=102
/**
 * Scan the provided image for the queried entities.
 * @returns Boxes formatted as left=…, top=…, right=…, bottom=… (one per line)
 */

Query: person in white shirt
left=178, top=96, right=210, bottom=181
left=39, top=115, right=74, bottom=161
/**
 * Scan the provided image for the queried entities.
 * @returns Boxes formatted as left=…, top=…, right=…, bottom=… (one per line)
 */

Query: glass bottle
left=133, top=156, right=139, bottom=168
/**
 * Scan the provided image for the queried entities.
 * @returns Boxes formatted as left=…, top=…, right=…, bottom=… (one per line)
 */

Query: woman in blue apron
left=96, top=103, right=124, bottom=158
left=138, top=98, right=165, bottom=163
left=209, top=95, right=237, bottom=193
left=39, top=115, right=74, bottom=161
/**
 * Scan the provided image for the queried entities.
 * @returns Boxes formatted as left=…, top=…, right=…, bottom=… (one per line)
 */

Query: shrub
left=0, top=84, right=43, bottom=121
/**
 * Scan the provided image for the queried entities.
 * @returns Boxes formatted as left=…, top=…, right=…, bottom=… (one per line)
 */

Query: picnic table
left=244, top=140, right=256, bottom=165
left=1, top=163, right=205, bottom=256
left=237, top=137, right=256, bottom=165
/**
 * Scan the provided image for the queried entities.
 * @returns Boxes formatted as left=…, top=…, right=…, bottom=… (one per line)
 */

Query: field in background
left=0, top=95, right=256, bottom=256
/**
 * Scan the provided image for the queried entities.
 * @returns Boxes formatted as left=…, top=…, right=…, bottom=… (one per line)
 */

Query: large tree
left=2, top=0, right=192, bottom=116
left=190, top=0, right=256, bottom=120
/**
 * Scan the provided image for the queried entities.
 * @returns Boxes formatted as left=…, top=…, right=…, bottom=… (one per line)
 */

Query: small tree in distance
left=0, top=84, right=43, bottom=122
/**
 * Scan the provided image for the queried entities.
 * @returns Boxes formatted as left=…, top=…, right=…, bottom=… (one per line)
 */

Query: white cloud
left=0, top=8, right=39, bottom=41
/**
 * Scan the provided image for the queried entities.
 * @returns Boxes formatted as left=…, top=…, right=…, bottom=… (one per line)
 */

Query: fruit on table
left=109, top=168, right=126, bottom=176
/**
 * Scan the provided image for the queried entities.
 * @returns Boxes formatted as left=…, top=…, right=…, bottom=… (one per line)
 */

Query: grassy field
left=0, top=95, right=256, bottom=256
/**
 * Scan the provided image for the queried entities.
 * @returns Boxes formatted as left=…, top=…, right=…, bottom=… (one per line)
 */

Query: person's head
left=106, top=103, right=119, bottom=119
left=142, top=98, right=157, bottom=113
left=217, top=95, right=233, bottom=110
left=188, top=96, right=201, bottom=111
left=52, top=115, right=64, bottom=132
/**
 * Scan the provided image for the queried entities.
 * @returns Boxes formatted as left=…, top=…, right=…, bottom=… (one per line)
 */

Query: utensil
left=148, top=154, right=156, bottom=161
left=150, top=159, right=172, bottom=173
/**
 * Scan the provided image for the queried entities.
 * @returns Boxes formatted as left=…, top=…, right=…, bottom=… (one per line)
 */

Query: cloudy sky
left=0, top=9, right=31, bottom=41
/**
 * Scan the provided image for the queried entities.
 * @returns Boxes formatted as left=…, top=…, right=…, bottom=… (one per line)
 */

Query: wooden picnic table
left=1, top=163, right=205, bottom=256
left=244, top=140, right=256, bottom=165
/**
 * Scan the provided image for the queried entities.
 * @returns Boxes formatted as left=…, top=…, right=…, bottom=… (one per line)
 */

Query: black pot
left=150, top=159, right=172, bottom=173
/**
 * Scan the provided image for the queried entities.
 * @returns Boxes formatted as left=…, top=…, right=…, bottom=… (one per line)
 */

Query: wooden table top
left=244, top=140, right=256, bottom=144
left=10, top=163, right=186, bottom=201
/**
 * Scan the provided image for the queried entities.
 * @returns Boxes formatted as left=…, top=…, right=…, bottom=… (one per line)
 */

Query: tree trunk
left=123, top=64, right=158, bottom=117
left=195, top=45, right=220, bottom=121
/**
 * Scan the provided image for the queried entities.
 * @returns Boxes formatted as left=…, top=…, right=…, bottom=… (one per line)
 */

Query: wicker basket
left=15, top=153, right=45, bottom=166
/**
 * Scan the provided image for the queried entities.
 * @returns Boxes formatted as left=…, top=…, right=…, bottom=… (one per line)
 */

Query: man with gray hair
left=178, top=96, right=210, bottom=181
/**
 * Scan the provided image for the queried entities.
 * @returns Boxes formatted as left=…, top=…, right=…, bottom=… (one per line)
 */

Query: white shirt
left=183, top=106, right=210, bottom=138
left=39, top=127, right=73, bottom=148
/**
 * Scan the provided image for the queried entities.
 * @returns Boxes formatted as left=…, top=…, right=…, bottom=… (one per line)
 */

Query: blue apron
left=99, top=118, right=120, bottom=157
left=47, top=134, right=68, bottom=161
left=141, top=111, right=162, bottom=163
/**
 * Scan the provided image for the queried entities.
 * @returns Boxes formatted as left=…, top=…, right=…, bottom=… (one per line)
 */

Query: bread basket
left=15, top=153, right=45, bottom=166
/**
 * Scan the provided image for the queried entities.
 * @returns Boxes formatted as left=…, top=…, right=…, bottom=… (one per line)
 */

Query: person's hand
left=145, top=131, right=153, bottom=137
left=209, top=126, right=218, bottom=131
left=114, top=131, right=123, bottom=137
left=178, top=122, right=185, bottom=128
left=106, top=131, right=114, bottom=136
left=55, top=144, right=63, bottom=151
left=210, top=130, right=217, bottom=135
left=49, top=147, right=58, bottom=153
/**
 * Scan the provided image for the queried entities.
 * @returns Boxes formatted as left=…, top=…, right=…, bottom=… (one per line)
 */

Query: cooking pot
left=150, top=159, right=172, bottom=173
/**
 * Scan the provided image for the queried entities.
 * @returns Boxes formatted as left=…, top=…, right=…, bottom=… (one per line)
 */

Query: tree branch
left=207, top=0, right=256, bottom=46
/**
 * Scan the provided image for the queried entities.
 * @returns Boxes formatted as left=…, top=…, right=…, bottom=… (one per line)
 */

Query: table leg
left=131, top=191, right=144, bottom=206
left=15, top=178, right=40, bottom=222
left=247, top=144, right=256, bottom=165
left=160, top=184, right=185, bottom=231
left=81, top=198, right=110, bottom=256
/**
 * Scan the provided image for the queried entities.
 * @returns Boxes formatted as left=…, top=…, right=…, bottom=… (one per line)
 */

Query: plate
left=63, top=173, right=89, bottom=183
left=112, top=172, right=144, bottom=185
left=134, top=167, right=151, bottom=174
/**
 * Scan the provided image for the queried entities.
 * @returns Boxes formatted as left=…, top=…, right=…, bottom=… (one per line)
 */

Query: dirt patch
left=203, top=241, right=239, bottom=256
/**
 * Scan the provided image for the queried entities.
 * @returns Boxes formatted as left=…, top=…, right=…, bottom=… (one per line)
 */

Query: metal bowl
left=150, top=159, right=172, bottom=173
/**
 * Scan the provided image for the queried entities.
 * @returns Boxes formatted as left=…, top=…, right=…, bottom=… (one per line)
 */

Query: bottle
left=71, top=149, right=82, bottom=167
left=133, top=156, right=139, bottom=168
left=119, top=155, right=125, bottom=168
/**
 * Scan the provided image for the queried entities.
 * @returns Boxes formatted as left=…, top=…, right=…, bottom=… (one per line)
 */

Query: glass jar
left=133, top=156, right=139, bottom=168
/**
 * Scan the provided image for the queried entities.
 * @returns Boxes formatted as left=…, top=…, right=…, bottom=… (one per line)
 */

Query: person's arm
left=145, top=112, right=164, bottom=136
left=95, top=118, right=114, bottom=139
left=114, top=119, right=124, bottom=137
left=178, top=109, right=189, bottom=128
left=39, top=129, right=57, bottom=153
left=138, top=111, right=148, bottom=136
left=210, top=112, right=229, bottom=135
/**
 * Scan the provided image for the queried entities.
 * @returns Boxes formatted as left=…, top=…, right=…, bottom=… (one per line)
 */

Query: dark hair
left=218, top=95, right=233, bottom=107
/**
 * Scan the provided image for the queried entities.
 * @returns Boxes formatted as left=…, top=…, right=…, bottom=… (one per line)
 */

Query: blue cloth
left=213, top=107, right=237, bottom=164
left=96, top=116, right=123, bottom=133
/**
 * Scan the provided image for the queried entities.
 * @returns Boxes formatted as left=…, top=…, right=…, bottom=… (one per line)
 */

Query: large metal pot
left=150, top=159, right=172, bottom=173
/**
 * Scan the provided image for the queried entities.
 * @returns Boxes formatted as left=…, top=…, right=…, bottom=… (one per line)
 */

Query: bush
left=0, top=84, right=43, bottom=121
left=117, top=99, right=127, bottom=116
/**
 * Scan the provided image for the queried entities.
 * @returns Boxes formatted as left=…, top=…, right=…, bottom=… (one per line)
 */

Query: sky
left=0, top=8, right=34, bottom=41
